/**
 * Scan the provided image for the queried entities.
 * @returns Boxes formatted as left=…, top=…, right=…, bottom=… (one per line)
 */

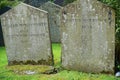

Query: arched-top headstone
left=61, top=0, right=115, bottom=74
left=40, top=1, right=62, bottom=43
left=0, top=3, right=53, bottom=65
left=0, top=6, right=11, bottom=46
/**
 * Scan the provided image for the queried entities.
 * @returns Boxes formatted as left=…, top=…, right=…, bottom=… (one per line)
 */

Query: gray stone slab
left=40, top=1, right=62, bottom=43
left=61, top=0, right=115, bottom=74
left=0, top=3, right=53, bottom=65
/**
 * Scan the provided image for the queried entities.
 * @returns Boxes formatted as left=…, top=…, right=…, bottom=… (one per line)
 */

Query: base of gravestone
left=61, top=66, right=115, bottom=74
left=8, top=59, right=54, bottom=66
left=6, top=65, right=57, bottom=75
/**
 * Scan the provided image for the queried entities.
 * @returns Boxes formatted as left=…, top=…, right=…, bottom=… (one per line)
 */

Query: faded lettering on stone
left=0, top=3, right=53, bottom=65
left=61, top=0, right=115, bottom=74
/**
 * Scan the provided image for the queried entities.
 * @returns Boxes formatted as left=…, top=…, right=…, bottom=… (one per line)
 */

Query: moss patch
left=6, top=65, right=55, bottom=75
left=8, top=57, right=54, bottom=66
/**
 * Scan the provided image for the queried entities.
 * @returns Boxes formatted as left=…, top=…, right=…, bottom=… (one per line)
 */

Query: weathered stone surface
left=40, top=1, right=62, bottom=43
left=24, top=0, right=49, bottom=7
left=0, top=3, right=53, bottom=65
left=0, top=6, right=11, bottom=46
left=61, top=0, right=115, bottom=74
left=24, top=0, right=62, bottom=43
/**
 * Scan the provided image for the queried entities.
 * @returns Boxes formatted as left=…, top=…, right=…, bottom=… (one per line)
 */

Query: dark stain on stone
left=108, top=10, right=112, bottom=25
left=101, top=70, right=113, bottom=74
left=8, top=56, right=54, bottom=66
left=63, top=10, right=67, bottom=14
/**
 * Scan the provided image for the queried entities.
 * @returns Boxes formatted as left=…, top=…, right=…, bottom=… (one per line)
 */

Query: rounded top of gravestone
left=40, top=1, right=63, bottom=9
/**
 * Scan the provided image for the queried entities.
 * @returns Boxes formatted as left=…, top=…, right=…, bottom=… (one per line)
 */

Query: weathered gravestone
left=0, top=6, right=11, bottom=46
left=61, top=0, right=115, bottom=74
left=0, top=3, right=53, bottom=65
left=24, top=0, right=49, bottom=7
left=40, top=1, right=62, bottom=43
left=24, top=0, right=62, bottom=43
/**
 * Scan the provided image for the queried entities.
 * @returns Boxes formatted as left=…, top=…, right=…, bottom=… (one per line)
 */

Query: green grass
left=0, top=43, right=119, bottom=80
left=0, top=47, right=7, bottom=67
left=52, top=43, right=61, bottom=67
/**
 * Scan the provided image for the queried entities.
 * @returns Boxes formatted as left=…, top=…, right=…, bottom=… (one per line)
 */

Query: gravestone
left=0, top=3, right=53, bottom=65
left=61, top=0, right=115, bottom=74
left=0, top=6, right=11, bottom=46
left=40, top=1, right=62, bottom=43
left=24, top=0, right=49, bottom=7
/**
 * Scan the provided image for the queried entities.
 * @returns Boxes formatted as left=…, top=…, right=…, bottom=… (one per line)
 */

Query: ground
left=0, top=43, right=119, bottom=80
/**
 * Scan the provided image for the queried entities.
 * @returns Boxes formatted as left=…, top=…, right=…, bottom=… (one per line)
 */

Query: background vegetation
left=0, top=0, right=19, bottom=9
